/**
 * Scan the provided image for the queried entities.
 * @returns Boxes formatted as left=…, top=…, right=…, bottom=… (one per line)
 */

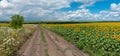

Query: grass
left=45, top=48, right=49, bottom=56
left=41, top=30, right=47, bottom=43
left=40, top=28, right=49, bottom=56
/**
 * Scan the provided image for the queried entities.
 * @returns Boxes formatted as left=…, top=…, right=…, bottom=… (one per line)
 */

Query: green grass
left=45, top=49, right=49, bottom=56
left=41, top=30, right=47, bottom=43
left=40, top=28, right=49, bottom=56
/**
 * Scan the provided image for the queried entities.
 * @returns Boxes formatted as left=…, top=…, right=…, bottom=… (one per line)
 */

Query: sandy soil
left=15, top=27, right=88, bottom=56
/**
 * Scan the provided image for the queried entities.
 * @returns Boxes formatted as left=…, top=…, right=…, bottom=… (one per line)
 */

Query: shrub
left=10, top=14, right=24, bottom=29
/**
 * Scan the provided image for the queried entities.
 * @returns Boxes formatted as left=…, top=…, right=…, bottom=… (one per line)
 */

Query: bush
left=10, top=14, right=24, bottom=29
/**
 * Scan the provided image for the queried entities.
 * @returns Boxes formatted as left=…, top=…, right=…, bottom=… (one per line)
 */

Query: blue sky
left=87, top=0, right=120, bottom=13
left=60, top=0, right=120, bottom=13
left=0, top=0, right=120, bottom=21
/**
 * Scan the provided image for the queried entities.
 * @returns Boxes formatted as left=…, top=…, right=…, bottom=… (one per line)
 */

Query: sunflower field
left=0, top=24, right=37, bottom=56
left=0, top=23, right=9, bottom=26
left=42, top=22, right=120, bottom=56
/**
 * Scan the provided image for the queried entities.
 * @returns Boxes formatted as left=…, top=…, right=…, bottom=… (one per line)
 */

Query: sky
left=0, top=0, right=120, bottom=21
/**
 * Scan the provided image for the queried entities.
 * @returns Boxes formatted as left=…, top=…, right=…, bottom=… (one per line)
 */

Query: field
left=0, top=22, right=120, bottom=56
left=0, top=24, right=37, bottom=56
left=42, top=22, right=120, bottom=56
left=0, top=23, right=9, bottom=26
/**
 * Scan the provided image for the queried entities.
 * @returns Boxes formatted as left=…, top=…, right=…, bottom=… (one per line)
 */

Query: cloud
left=0, top=0, right=13, bottom=8
left=65, top=2, right=120, bottom=21
left=74, top=0, right=103, bottom=8
left=0, top=0, right=120, bottom=21
left=65, top=9, right=97, bottom=21
left=0, top=0, right=73, bottom=21
left=0, top=0, right=103, bottom=21
left=111, top=3, right=120, bottom=11
left=67, top=9, right=92, bottom=18
left=9, top=0, right=71, bottom=9
left=109, top=12, right=119, bottom=17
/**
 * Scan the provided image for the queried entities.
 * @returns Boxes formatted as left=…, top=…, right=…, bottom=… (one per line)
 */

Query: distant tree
left=10, top=14, right=24, bottom=29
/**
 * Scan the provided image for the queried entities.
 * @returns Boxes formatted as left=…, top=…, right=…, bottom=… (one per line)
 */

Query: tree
left=10, top=14, right=24, bottom=29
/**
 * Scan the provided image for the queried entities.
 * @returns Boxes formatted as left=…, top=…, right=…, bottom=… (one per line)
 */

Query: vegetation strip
left=41, top=30, right=47, bottom=43
left=45, top=49, right=49, bottom=56
left=40, top=28, right=50, bottom=56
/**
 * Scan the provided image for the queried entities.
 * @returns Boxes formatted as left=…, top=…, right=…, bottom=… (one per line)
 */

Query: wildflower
left=112, top=35, right=116, bottom=39
left=105, top=34, right=109, bottom=38
left=11, top=32, right=16, bottom=36
left=96, top=34, right=99, bottom=38
left=105, top=29, right=109, bottom=32
left=112, top=28, right=116, bottom=32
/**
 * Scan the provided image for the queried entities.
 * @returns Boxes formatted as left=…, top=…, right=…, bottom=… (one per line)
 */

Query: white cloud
left=65, top=9, right=95, bottom=21
left=67, top=9, right=92, bottom=18
left=0, top=12, right=2, bottom=15
left=9, top=0, right=71, bottom=9
left=65, top=4, right=120, bottom=21
left=74, top=0, right=103, bottom=8
left=0, top=0, right=73, bottom=21
left=109, top=12, right=119, bottom=17
left=0, top=0, right=103, bottom=21
left=0, top=0, right=13, bottom=8
left=111, top=3, right=120, bottom=11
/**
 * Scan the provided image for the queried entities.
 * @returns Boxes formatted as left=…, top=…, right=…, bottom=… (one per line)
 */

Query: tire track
left=16, top=28, right=46, bottom=56
left=16, top=27, right=88, bottom=56
left=42, top=28, right=88, bottom=56
left=42, top=28, right=65, bottom=56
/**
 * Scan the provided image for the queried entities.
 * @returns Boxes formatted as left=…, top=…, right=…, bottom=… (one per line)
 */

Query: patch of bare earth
left=15, top=27, right=88, bottom=56
left=15, top=28, right=46, bottom=56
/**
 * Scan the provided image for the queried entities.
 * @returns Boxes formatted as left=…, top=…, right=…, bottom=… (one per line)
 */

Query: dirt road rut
left=15, top=27, right=88, bottom=56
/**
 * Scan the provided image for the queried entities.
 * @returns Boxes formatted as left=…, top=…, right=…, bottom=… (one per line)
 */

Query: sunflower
left=88, top=33, right=91, bottom=36
left=82, top=30, right=85, bottom=33
left=112, top=28, right=116, bottom=32
left=96, top=34, right=99, bottom=38
left=112, top=35, right=117, bottom=39
left=74, top=28, right=80, bottom=32
left=105, top=34, right=109, bottom=38
left=117, top=28, right=120, bottom=32
left=105, top=28, right=109, bottom=32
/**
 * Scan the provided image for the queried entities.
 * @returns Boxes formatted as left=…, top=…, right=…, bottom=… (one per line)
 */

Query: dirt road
left=15, top=27, right=88, bottom=56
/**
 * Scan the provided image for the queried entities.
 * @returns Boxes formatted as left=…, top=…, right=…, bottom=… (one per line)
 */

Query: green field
left=42, top=22, right=120, bottom=56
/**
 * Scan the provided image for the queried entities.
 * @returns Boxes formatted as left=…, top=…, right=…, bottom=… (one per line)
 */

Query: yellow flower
left=105, top=28, right=109, bottom=32
left=82, top=30, right=85, bottom=33
left=105, top=34, right=109, bottom=38
left=74, top=28, right=80, bottom=32
left=88, top=33, right=91, bottom=36
left=11, top=32, right=16, bottom=36
left=112, top=28, right=116, bottom=32
left=117, top=28, right=120, bottom=32
left=112, top=35, right=117, bottom=39
left=96, top=34, right=99, bottom=38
